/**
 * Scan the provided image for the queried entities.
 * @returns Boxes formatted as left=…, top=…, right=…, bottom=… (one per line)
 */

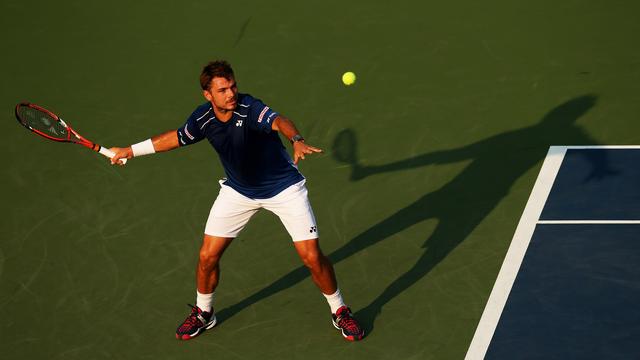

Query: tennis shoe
left=332, top=306, right=364, bottom=341
left=176, top=304, right=216, bottom=340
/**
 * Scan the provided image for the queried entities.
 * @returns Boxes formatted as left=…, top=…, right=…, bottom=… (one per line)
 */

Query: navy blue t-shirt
left=177, top=93, right=304, bottom=199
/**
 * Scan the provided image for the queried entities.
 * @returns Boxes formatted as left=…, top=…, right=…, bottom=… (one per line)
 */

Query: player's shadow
left=217, top=95, right=606, bottom=335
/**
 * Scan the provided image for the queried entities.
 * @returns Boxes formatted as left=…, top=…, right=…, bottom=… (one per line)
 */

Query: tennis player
left=110, top=60, right=364, bottom=341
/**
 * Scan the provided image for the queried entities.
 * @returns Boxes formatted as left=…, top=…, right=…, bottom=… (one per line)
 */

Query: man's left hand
left=293, top=141, right=323, bottom=164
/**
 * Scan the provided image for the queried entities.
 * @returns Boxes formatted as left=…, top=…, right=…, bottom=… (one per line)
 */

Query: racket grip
left=99, top=146, right=128, bottom=164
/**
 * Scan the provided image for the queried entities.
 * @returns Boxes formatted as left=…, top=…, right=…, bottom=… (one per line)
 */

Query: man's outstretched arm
left=109, top=129, right=180, bottom=165
left=272, top=115, right=323, bottom=164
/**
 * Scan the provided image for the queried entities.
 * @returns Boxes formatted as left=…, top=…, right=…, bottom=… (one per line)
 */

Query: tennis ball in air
left=342, top=71, right=356, bottom=86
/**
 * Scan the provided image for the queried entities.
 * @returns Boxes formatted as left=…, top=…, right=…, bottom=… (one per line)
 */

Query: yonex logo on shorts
left=310, top=226, right=317, bottom=233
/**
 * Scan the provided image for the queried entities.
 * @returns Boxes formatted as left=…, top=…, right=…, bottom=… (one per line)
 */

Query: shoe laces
left=336, top=309, right=361, bottom=334
left=179, top=304, right=204, bottom=330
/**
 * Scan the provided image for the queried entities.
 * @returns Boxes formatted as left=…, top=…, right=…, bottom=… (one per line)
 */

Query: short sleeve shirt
left=177, top=93, right=304, bottom=199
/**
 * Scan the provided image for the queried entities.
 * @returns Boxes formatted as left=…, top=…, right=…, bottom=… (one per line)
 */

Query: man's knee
left=199, top=247, right=222, bottom=270
left=301, top=249, right=325, bottom=271
left=198, top=236, right=233, bottom=271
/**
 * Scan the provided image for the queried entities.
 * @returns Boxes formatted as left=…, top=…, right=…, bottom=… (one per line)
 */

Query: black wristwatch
left=290, top=134, right=304, bottom=144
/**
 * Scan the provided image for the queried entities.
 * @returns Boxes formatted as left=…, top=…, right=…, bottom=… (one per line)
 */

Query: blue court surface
left=466, top=146, right=640, bottom=360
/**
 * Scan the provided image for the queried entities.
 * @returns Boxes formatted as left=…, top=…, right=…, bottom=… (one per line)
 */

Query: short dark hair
left=200, top=60, right=234, bottom=90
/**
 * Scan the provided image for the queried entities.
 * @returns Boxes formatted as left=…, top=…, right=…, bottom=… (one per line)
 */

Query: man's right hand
left=109, top=146, right=133, bottom=166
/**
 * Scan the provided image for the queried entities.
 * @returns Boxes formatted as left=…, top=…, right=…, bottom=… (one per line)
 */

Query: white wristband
left=131, top=139, right=155, bottom=157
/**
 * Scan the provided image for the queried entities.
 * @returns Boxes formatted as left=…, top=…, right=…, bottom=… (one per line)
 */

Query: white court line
left=538, top=220, right=640, bottom=224
left=465, top=145, right=640, bottom=359
left=465, top=146, right=568, bottom=359
left=561, top=145, right=640, bottom=149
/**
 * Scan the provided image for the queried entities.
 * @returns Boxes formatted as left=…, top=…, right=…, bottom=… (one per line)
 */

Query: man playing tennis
left=110, top=60, right=364, bottom=341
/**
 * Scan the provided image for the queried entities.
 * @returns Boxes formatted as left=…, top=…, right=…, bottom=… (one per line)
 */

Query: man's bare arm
left=272, top=115, right=323, bottom=164
left=110, top=130, right=180, bottom=165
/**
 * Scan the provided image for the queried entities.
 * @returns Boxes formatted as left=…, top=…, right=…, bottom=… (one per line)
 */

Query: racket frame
left=15, top=102, right=126, bottom=163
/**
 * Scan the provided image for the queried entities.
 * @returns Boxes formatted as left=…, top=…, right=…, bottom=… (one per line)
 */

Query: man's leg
left=293, top=238, right=337, bottom=295
left=176, top=235, right=233, bottom=340
left=197, top=235, right=234, bottom=295
left=293, top=238, right=364, bottom=341
left=177, top=181, right=258, bottom=340
left=265, top=180, right=364, bottom=340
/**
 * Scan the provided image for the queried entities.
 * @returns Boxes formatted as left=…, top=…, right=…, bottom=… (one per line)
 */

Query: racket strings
left=17, top=106, right=69, bottom=140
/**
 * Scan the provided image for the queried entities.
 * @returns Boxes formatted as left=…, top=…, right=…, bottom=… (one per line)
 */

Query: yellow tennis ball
left=342, top=71, right=356, bottom=86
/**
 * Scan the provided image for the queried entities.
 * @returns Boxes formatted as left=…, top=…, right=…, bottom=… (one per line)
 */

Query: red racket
left=15, top=102, right=126, bottom=164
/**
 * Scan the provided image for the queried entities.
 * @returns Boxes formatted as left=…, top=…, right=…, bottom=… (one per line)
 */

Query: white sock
left=196, top=291, right=214, bottom=313
left=323, top=288, right=346, bottom=314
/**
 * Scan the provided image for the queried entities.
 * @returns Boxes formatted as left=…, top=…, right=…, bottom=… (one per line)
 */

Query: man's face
left=204, top=76, right=238, bottom=111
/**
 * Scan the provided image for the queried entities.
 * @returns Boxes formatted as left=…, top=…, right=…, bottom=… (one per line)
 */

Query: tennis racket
left=15, top=102, right=126, bottom=164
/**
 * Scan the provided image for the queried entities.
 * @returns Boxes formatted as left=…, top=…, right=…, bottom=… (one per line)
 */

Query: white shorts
left=205, top=179, right=319, bottom=241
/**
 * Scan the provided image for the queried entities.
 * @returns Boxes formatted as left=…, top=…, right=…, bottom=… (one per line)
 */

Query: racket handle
left=99, top=146, right=128, bottom=164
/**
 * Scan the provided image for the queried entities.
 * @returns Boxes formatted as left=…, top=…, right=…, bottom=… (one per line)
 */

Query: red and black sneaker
left=175, top=304, right=217, bottom=340
left=332, top=306, right=364, bottom=341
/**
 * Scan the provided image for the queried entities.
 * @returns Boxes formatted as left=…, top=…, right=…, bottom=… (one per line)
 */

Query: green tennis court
left=1, top=1, right=639, bottom=358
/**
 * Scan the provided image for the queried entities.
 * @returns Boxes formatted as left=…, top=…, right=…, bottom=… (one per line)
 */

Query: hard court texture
left=1, top=0, right=639, bottom=359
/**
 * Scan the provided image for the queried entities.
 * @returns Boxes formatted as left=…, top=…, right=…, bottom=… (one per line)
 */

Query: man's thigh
left=262, top=180, right=319, bottom=241
left=205, top=183, right=260, bottom=238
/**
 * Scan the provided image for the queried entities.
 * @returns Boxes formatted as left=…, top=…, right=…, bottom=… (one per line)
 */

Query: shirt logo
left=235, top=119, right=243, bottom=127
